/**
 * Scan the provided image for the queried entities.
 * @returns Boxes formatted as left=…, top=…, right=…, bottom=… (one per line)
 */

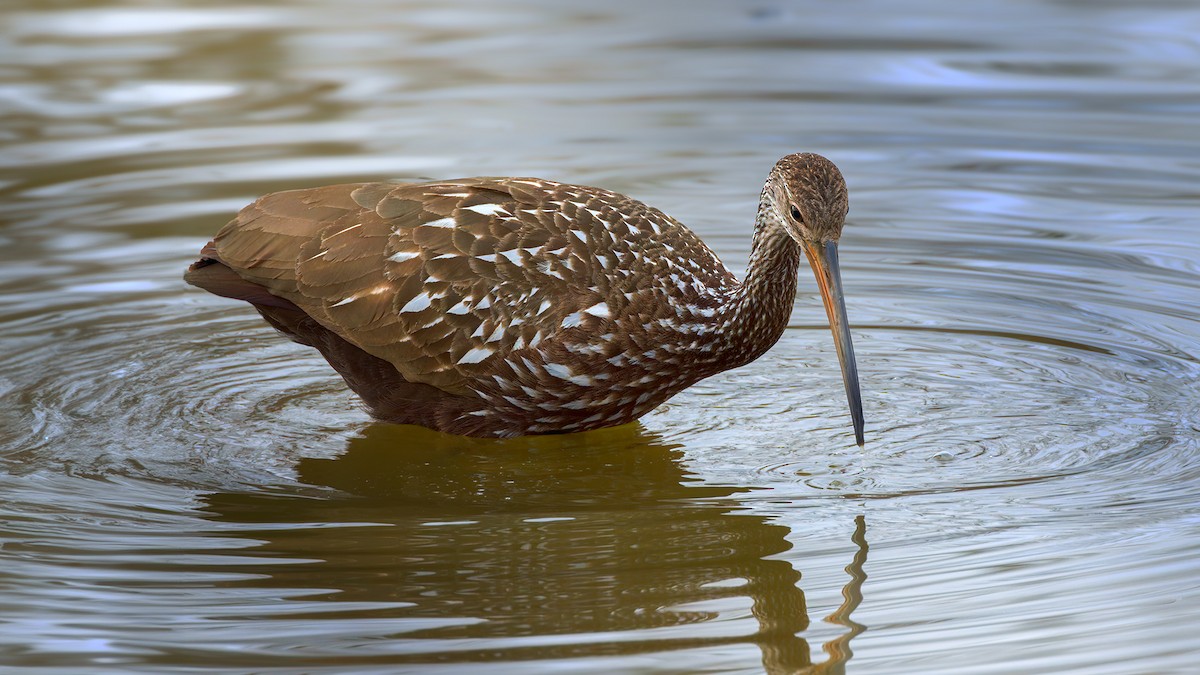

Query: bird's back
left=190, top=177, right=737, bottom=399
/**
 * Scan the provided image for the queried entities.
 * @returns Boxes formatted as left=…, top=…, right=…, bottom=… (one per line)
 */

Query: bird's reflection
left=201, top=424, right=868, bottom=673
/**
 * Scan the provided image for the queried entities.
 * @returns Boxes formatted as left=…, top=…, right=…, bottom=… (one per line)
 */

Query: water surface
left=2, top=1, right=1199, bottom=672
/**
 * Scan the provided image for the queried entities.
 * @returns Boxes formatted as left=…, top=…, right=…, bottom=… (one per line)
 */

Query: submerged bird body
left=186, top=153, right=864, bottom=441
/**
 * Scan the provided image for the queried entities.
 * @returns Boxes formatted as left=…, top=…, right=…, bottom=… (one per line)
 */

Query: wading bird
left=186, top=153, right=865, bottom=443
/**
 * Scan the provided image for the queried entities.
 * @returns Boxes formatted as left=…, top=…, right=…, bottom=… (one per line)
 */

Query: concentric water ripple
left=0, top=264, right=360, bottom=488
left=652, top=233, right=1199, bottom=504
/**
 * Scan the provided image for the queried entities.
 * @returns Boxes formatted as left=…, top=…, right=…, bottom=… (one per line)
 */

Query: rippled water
left=3, top=0, right=1199, bottom=672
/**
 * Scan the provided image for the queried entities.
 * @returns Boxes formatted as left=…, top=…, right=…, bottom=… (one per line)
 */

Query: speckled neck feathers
left=723, top=188, right=802, bottom=368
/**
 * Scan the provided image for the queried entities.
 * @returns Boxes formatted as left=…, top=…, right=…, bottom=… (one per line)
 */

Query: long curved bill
left=805, top=241, right=865, bottom=446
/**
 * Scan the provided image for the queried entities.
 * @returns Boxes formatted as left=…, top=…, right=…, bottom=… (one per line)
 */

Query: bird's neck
left=720, top=200, right=801, bottom=367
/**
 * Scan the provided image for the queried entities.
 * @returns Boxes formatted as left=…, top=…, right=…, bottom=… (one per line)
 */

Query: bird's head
left=769, top=152, right=849, bottom=245
left=769, top=152, right=864, bottom=446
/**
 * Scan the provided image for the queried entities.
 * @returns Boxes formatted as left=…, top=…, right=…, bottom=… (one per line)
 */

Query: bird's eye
left=789, top=205, right=803, bottom=223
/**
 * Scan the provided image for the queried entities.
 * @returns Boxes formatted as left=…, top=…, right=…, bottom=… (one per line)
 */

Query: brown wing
left=202, top=177, right=722, bottom=395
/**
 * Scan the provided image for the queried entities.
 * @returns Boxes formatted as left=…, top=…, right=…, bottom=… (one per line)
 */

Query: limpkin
left=185, top=152, right=865, bottom=443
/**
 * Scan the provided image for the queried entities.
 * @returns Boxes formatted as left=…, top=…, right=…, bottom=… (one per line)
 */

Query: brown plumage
left=185, top=152, right=865, bottom=442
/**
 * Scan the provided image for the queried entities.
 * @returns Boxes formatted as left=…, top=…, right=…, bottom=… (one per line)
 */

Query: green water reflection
left=203, top=424, right=868, bottom=672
